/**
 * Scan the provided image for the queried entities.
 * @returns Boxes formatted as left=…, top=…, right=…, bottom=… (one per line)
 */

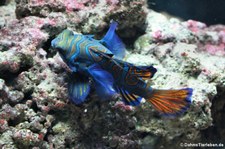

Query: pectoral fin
left=68, top=73, right=91, bottom=105
left=87, top=64, right=117, bottom=100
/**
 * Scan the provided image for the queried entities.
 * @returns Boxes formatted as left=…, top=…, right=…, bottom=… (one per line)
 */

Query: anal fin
left=116, top=86, right=142, bottom=106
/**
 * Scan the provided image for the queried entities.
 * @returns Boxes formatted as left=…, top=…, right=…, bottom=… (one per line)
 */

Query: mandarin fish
left=51, top=21, right=193, bottom=117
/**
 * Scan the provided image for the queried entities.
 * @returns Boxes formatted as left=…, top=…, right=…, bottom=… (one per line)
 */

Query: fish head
left=51, top=29, right=74, bottom=56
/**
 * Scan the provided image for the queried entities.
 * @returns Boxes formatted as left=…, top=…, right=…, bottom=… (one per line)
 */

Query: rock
left=0, top=0, right=16, bottom=28
left=15, top=0, right=147, bottom=37
left=128, top=10, right=225, bottom=148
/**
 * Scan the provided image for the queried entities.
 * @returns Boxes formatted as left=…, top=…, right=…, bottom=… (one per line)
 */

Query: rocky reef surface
left=0, top=0, right=225, bottom=149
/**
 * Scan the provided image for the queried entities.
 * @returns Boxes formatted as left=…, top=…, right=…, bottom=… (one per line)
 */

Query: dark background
left=148, top=0, right=225, bottom=25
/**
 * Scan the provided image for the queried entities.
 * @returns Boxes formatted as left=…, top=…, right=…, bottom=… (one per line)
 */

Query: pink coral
left=219, top=30, right=225, bottom=43
left=106, top=0, right=119, bottom=5
left=184, top=20, right=207, bottom=33
left=195, top=25, right=225, bottom=56
left=152, top=30, right=162, bottom=40
left=201, top=68, right=212, bottom=76
left=30, top=0, right=45, bottom=6
left=204, top=44, right=225, bottom=56
left=13, top=129, right=41, bottom=145
left=27, top=28, right=48, bottom=44
left=0, top=119, right=8, bottom=132
left=65, top=0, right=86, bottom=12
left=113, top=101, right=134, bottom=111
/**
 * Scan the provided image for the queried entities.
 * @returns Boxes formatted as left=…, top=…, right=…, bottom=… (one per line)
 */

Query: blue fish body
left=51, top=31, right=113, bottom=73
left=51, top=21, right=193, bottom=117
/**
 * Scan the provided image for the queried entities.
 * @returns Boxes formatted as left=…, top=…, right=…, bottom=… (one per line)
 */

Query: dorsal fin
left=100, top=21, right=126, bottom=59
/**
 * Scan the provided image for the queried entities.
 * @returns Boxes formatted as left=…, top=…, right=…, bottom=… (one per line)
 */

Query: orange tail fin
left=147, top=88, right=193, bottom=117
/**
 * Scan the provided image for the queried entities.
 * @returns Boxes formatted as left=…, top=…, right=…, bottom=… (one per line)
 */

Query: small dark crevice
left=48, top=109, right=56, bottom=115
left=15, top=90, right=34, bottom=106
left=30, top=101, right=41, bottom=113
left=64, top=138, right=72, bottom=148
left=42, top=38, right=52, bottom=51
left=15, top=8, right=31, bottom=19
left=42, top=37, right=57, bottom=58
left=43, top=118, right=57, bottom=142
left=0, top=0, right=7, bottom=6
left=8, top=113, right=25, bottom=127
left=0, top=44, right=10, bottom=51
left=200, top=86, right=225, bottom=144
left=20, top=58, right=33, bottom=72
left=23, top=90, right=33, bottom=100
left=120, top=27, right=146, bottom=50
left=137, top=131, right=151, bottom=139
left=15, top=8, right=47, bottom=19
left=43, top=128, right=51, bottom=142
left=0, top=72, right=19, bottom=86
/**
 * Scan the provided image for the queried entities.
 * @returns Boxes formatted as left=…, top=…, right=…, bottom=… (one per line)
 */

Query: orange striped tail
left=147, top=88, right=193, bottom=117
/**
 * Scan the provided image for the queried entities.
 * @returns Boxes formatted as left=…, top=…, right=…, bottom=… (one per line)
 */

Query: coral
left=0, top=0, right=225, bottom=149
left=15, top=0, right=147, bottom=37
left=13, top=129, right=41, bottom=146
left=183, top=19, right=207, bottom=33
left=0, top=79, right=24, bottom=106
left=0, top=0, right=16, bottom=28
left=131, top=10, right=225, bottom=148
left=144, top=11, right=196, bottom=44
left=0, top=0, right=148, bottom=148
left=196, top=25, right=225, bottom=56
